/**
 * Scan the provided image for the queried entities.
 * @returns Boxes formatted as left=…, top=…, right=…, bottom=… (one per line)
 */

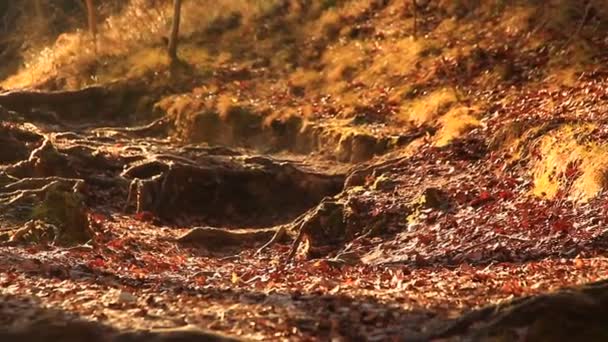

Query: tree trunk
left=412, top=0, right=417, bottom=39
left=85, top=0, right=98, bottom=47
left=33, top=0, right=47, bottom=31
left=33, top=0, right=43, bottom=19
left=168, top=0, right=183, bottom=63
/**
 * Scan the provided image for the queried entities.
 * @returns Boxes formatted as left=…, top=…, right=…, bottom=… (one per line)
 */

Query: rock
left=422, top=188, right=450, bottom=210
left=372, top=174, right=397, bottom=191
left=117, top=291, right=138, bottom=304
left=30, top=186, right=91, bottom=245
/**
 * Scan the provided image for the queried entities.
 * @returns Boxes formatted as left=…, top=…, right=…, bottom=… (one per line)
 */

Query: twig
left=563, top=1, right=593, bottom=49
left=254, top=225, right=287, bottom=256
left=287, top=222, right=307, bottom=261
left=2, top=177, right=82, bottom=192
left=0, top=180, right=60, bottom=209
left=494, top=233, right=529, bottom=242
left=460, top=235, right=499, bottom=254
left=439, top=56, right=464, bottom=103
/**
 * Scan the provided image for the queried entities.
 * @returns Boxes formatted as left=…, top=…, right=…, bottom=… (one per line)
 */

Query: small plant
left=321, top=0, right=339, bottom=10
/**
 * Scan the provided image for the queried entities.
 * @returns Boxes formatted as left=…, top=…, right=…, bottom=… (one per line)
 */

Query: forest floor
left=3, top=1, right=608, bottom=341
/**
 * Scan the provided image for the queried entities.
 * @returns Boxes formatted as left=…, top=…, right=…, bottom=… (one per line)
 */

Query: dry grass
left=1, top=0, right=279, bottom=89
left=495, top=5, right=535, bottom=35
left=4, top=0, right=606, bottom=161
left=532, top=124, right=608, bottom=202
left=544, top=66, right=583, bottom=88
left=310, top=8, right=343, bottom=38
left=362, top=37, right=429, bottom=79
left=398, top=88, right=459, bottom=125
left=434, top=106, right=481, bottom=147
left=543, top=39, right=594, bottom=88
left=322, top=42, right=368, bottom=83
left=289, top=68, right=323, bottom=89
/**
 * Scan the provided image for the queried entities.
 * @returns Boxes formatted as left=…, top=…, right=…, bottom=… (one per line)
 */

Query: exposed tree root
left=0, top=125, right=41, bottom=164
left=1, top=107, right=349, bottom=254
left=0, top=80, right=149, bottom=120
left=120, top=154, right=344, bottom=226
left=2, top=176, right=83, bottom=192
left=4, top=138, right=78, bottom=179
left=256, top=198, right=349, bottom=259
left=177, top=226, right=281, bottom=249
left=344, top=154, right=410, bottom=188
left=256, top=188, right=376, bottom=261
left=430, top=279, right=608, bottom=341
left=8, top=220, right=63, bottom=245
left=0, top=319, right=241, bottom=342
left=0, top=86, right=107, bottom=113
left=287, top=198, right=346, bottom=261
left=0, top=178, right=83, bottom=210
left=91, top=116, right=174, bottom=138
left=0, top=178, right=90, bottom=245
left=255, top=225, right=288, bottom=256
left=114, top=324, right=242, bottom=341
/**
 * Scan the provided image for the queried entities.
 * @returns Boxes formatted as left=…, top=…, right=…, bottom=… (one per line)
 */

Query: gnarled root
left=430, top=279, right=608, bottom=341
left=254, top=225, right=289, bottom=256
left=0, top=177, right=83, bottom=210
left=177, top=226, right=281, bottom=250
left=287, top=198, right=346, bottom=261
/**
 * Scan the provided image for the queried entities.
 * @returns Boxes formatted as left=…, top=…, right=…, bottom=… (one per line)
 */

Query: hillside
left=2, top=0, right=608, bottom=340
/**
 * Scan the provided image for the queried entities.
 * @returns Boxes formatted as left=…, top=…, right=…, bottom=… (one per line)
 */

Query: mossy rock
left=311, top=201, right=346, bottom=244
left=188, top=105, right=263, bottom=147
left=267, top=115, right=304, bottom=149
left=422, top=187, right=450, bottom=210
left=372, top=174, right=397, bottom=191
left=29, top=187, right=91, bottom=245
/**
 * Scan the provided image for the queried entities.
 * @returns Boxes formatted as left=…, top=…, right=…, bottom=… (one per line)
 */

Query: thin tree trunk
left=168, top=0, right=183, bottom=63
left=33, top=0, right=47, bottom=31
left=33, top=0, right=43, bottom=19
left=85, top=0, right=97, bottom=40
left=412, top=0, right=417, bottom=39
